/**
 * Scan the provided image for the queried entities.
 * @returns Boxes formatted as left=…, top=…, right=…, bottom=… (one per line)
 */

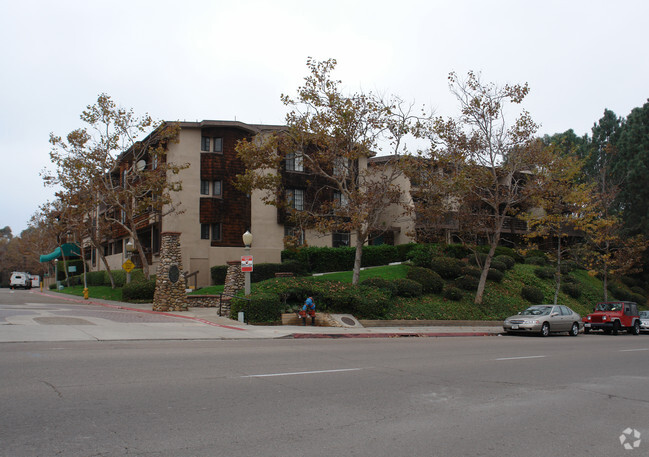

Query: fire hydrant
left=83, top=288, right=89, bottom=300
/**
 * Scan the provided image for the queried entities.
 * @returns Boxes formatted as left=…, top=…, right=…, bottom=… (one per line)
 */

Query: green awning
left=39, top=243, right=81, bottom=262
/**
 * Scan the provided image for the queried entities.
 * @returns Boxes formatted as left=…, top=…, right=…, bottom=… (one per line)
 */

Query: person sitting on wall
left=299, top=296, right=316, bottom=326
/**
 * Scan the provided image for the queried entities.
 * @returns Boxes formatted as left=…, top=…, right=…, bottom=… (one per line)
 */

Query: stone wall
left=152, top=232, right=189, bottom=312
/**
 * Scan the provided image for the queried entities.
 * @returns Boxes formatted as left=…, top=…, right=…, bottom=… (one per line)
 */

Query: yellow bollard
left=83, top=288, right=89, bottom=300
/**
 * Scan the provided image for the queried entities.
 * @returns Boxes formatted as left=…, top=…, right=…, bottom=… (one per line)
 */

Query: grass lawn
left=53, top=285, right=123, bottom=301
left=313, top=264, right=409, bottom=282
left=189, top=284, right=225, bottom=295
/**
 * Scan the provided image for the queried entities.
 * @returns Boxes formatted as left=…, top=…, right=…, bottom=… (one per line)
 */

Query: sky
left=1, top=0, right=648, bottom=235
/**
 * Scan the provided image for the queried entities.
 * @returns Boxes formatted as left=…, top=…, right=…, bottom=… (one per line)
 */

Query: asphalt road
left=2, top=326, right=648, bottom=456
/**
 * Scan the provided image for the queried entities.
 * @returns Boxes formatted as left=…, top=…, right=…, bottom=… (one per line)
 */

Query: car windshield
left=640, top=311, right=649, bottom=318
left=595, top=303, right=622, bottom=312
left=521, top=306, right=553, bottom=316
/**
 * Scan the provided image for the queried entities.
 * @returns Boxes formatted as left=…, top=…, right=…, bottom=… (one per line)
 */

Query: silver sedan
left=503, top=305, right=583, bottom=337
left=640, top=310, right=649, bottom=333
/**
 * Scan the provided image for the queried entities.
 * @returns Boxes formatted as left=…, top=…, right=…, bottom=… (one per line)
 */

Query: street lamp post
left=242, top=231, right=253, bottom=296
left=54, top=258, right=59, bottom=290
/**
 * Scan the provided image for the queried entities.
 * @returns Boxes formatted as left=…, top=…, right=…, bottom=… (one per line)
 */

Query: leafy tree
left=612, top=100, right=649, bottom=236
left=236, top=58, right=426, bottom=285
left=409, top=71, right=548, bottom=305
left=524, top=148, right=594, bottom=304
left=46, top=94, right=186, bottom=279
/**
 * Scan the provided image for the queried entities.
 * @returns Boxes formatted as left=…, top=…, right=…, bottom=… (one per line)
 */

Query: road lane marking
left=240, top=368, right=364, bottom=378
left=619, top=348, right=649, bottom=352
left=496, top=355, right=547, bottom=361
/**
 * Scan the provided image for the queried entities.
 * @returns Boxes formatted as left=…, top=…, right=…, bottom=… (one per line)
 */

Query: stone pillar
left=223, top=261, right=245, bottom=297
left=152, top=232, right=188, bottom=312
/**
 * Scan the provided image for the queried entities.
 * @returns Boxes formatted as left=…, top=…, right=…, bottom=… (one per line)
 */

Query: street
left=1, top=291, right=648, bottom=456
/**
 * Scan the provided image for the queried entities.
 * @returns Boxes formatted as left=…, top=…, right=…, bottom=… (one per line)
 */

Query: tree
left=612, top=100, right=649, bottom=236
left=413, top=71, right=547, bottom=305
left=524, top=147, right=594, bottom=304
left=236, top=58, right=426, bottom=285
left=46, top=94, right=186, bottom=279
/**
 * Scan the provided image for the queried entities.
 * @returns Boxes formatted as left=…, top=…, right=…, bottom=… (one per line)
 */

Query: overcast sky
left=1, top=0, right=647, bottom=235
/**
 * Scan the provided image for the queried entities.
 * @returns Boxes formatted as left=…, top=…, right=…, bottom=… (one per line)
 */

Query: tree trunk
left=351, top=230, right=365, bottom=285
left=474, top=240, right=497, bottom=305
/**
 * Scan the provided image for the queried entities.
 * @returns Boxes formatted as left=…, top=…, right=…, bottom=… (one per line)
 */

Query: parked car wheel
left=569, top=322, right=579, bottom=337
left=612, top=320, right=621, bottom=335
left=540, top=322, right=550, bottom=337
left=631, top=320, right=640, bottom=335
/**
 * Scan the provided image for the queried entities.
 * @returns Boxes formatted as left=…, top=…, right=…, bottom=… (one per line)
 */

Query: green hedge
left=534, top=267, right=555, bottom=280
left=487, top=268, right=504, bottom=283
left=281, top=245, right=403, bottom=273
left=406, top=266, right=443, bottom=294
left=122, top=279, right=156, bottom=302
left=443, top=287, right=463, bottom=301
left=561, top=282, right=581, bottom=299
left=522, top=285, right=544, bottom=304
left=456, top=275, right=479, bottom=291
left=211, top=260, right=309, bottom=286
left=251, top=277, right=393, bottom=320
left=230, top=293, right=282, bottom=323
left=392, top=278, right=423, bottom=297
left=360, top=277, right=398, bottom=297
left=442, top=244, right=473, bottom=259
left=430, top=257, right=465, bottom=279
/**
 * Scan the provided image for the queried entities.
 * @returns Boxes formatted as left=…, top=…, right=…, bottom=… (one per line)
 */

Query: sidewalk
left=71, top=294, right=503, bottom=340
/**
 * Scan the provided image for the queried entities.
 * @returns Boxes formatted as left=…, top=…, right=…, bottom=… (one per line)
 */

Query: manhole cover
left=34, top=317, right=95, bottom=325
left=341, top=317, right=357, bottom=326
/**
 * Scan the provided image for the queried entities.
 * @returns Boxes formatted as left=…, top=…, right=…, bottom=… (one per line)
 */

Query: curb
left=289, top=332, right=498, bottom=339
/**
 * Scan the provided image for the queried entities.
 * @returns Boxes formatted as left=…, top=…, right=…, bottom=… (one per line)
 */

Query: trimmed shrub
left=620, top=276, right=640, bottom=288
left=490, top=260, right=507, bottom=272
left=231, top=293, right=282, bottom=323
left=442, top=244, right=472, bottom=259
left=630, top=293, right=647, bottom=305
left=456, top=275, right=479, bottom=291
left=122, top=279, right=155, bottom=302
left=526, top=256, right=547, bottom=266
left=396, top=243, right=418, bottom=262
left=522, top=285, right=544, bottom=304
left=443, top=287, right=463, bottom=301
left=392, top=278, right=423, bottom=297
left=525, top=249, right=547, bottom=260
left=327, top=286, right=393, bottom=319
left=360, top=277, right=398, bottom=297
left=408, top=244, right=436, bottom=268
left=534, top=267, right=555, bottom=280
left=487, top=268, right=504, bottom=282
left=211, top=265, right=229, bottom=285
left=494, top=255, right=515, bottom=270
left=563, top=275, right=578, bottom=284
left=630, top=286, right=647, bottom=298
left=85, top=271, right=107, bottom=286
left=430, top=257, right=465, bottom=279
left=608, top=284, right=633, bottom=301
left=407, top=266, right=444, bottom=294
left=461, top=265, right=482, bottom=278
left=361, top=245, right=399, bottom=268
left=49, top=283, right=57, bottom=290
left=561, top=282, right=582, bottom=299
left=468, top=252, right=488, bottom=267
left=560, top=260, right=578, bottom=274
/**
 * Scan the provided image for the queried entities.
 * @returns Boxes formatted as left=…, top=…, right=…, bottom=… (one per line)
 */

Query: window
left=286, top=188, right=304, bottom=211
left=201, top=223, right=221, bottom=241
left=200, top=180, right=210, bottom=195
left=213, top=137, right=223, bottom=153
left=332, top=232, right=350, bottom=248
left=286, top=152, right=304, bottom=172
left=211, top=223, right=222, bottom=241
left=212, top=180, right=222, bottom=197
left=201, top=136, right=223, bottom=153
left=200, top=224, right=210, bottom=240
left=201, top=136, right=210, bottom=152
left=114, top=240, right=123, bottom=255
left=284, top=226, right=305, bottom=246
left=333, top=191, right=349, bottom=208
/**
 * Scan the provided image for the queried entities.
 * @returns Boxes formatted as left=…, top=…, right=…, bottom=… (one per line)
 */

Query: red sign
left=241, top=256, right=253, bottom=272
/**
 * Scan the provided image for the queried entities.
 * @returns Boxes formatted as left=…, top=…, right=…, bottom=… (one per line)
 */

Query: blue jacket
left=302, top=297, right=315, bottom=311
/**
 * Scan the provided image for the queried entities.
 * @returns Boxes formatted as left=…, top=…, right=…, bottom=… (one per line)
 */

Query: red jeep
left=583, top=301, right=641, bottom=335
